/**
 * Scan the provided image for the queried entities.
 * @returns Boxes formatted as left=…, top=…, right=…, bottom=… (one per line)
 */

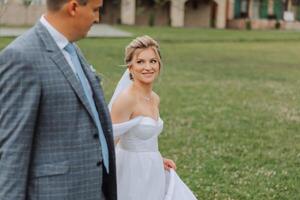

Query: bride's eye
left=137, top=60, right=144, bottom=64
left=150, top=59, right=157, bottom=64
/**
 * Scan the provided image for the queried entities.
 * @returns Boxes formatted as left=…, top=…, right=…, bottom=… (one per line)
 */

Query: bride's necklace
left=143, top=96, right=151, bottom=102
left=140, top=92, right=152, bottom=102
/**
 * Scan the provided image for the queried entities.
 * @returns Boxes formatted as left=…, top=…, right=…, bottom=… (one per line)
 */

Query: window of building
left=235, top=0, right=250, bottom=18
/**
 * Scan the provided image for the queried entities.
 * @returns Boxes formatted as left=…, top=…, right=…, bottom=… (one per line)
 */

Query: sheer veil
left=108, top=69, right=132, bottom=112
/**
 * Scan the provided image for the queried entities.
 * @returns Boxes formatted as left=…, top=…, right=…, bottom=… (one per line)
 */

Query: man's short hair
left=47, top=0, right=89, bottom=11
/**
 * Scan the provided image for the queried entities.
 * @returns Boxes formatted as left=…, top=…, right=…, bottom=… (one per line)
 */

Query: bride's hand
left=163, top=158, right=176, bottom=171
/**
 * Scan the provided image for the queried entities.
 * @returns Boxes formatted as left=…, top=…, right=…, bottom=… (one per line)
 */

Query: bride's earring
left=129, top=72, right=134, bottom=80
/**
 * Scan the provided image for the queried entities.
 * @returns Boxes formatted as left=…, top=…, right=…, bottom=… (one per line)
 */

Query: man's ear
left=66, top=0, right=79, bottom=16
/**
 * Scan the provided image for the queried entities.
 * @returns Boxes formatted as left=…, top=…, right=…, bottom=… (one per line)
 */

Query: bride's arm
left=110, top=90, right=135, bottom=142
left=163, top=157, right=177, bottom=171
left=153, top=93, right=176, bottom=170
left=114, top=138, right=120, bottom=145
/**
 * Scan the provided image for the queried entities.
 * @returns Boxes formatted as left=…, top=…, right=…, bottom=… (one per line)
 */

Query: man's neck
left=44, top=12, right=75, bottom=42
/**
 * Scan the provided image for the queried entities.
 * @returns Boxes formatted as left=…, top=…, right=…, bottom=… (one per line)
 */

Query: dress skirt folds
left=113, top=116, right=198, bottom=200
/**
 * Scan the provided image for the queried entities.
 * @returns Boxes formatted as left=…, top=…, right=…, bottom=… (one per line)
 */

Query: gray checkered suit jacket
left=0, top=22, right=117, bottom=200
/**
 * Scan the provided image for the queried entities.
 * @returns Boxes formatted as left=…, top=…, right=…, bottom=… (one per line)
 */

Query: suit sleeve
left=0, top=48, right=41, bottom=200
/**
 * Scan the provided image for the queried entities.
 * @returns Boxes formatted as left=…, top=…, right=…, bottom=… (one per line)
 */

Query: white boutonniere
left=90, top=65, right=96, bottom=73
left=90, top=65, right=103, bottom=86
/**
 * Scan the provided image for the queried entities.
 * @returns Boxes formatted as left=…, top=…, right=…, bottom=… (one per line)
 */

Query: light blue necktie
left=65, top=43, right=109, bottom=173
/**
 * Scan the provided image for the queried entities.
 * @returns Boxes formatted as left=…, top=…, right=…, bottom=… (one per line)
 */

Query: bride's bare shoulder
left=111, top=88, right=136, bottom=122
left=152, top=91, right=160, bottom=105
left=113, top=88, right=136, bottom=108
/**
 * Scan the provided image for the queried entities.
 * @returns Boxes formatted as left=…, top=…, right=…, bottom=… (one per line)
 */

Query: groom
left=0, top=0, right=116, bottom=200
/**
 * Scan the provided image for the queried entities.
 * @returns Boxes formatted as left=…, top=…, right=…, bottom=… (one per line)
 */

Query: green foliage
left=297, top=5, right=300, bottom=21
left=0, top=0, right=8, bottom=19
left=275, top=21, right=281, bottom=29
left=23, top=0, right=32, bottom=6
left=245, top=20, right=252, bottom=30
left=154, top=0, right=168, bottom=6
left=137, top=0, right=168, bottom=7
left=148, top=11, right=155, bottom=27
left=1, top=27, right=300, bottom=200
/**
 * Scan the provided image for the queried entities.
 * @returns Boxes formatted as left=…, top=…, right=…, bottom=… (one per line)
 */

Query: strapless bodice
left=113, top=116, right=163, bottom=152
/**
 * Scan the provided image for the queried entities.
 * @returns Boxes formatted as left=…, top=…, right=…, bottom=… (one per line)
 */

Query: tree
left=23, top=0, right=32, bottom=25
left=0, top=0, right=8, bottom=22
left=23, top=0, right=32, bottom=6
left=137, top=0, right=169, bottom=26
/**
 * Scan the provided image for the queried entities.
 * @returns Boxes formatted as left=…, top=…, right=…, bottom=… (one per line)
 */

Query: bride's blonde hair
left=125, top=35, right=162, bottom=80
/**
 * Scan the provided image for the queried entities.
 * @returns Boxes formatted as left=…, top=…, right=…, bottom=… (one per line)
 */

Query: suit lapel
left=35, top=22, right=96, bottom=123
left=50, top=53, right=97, bottom=121
left=77, top=51, right=112, bottom=136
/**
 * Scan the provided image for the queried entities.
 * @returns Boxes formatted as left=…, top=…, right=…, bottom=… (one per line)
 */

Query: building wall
left=184, top=0, right=211, bottom=27
left=227, top=0, right=300, bottom=30
left=0, top=4, right=45, bottom=25
left=101, top=0, right=121, bottom=24
left=232, top=0, right=299, bottom=21
left=0, top=0, right=119, bottom=25
left=1, top=0, right=228, bottom=29
left=4, top=0, right=46, bottom=5
left=135, top=3, right=170, bottom=26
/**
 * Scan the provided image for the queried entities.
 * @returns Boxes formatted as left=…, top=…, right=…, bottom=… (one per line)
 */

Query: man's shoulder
left=10, top=27, right=40, bottom=50
left=0, top=26, right=46, bottom=61
left=4, top=26, right=41, bottom=51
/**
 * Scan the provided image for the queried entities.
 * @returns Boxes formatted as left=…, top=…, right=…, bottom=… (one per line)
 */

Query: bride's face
left=129, top=47, right=160, bottom=85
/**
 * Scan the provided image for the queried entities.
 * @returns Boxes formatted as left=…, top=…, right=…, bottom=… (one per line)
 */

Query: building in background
left=121, top=0, right=227, bottom=28
left=0, top=0, right=227, bottom=28
left=227, top=0, right=300, bottom=29
left=0, top=0, right=46, bottom=25
left=1, top=0, right=300, bottom=30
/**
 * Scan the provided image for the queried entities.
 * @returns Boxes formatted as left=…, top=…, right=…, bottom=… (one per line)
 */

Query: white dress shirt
left=40, top=15, right=77, bottom=74
left=40, top=15, right=93, bottom=96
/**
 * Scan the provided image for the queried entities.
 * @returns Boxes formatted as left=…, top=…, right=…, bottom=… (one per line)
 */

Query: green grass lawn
left=1, top=27, right=299, bottom=200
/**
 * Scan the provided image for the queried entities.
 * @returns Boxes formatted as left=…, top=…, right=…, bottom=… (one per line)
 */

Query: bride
left=109, top=35, right=198, bottom=200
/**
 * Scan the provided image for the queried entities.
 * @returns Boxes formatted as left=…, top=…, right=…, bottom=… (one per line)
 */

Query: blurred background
left=1, top=0, right=300, bottom=199
left=2, top=0, right=300, bottom=30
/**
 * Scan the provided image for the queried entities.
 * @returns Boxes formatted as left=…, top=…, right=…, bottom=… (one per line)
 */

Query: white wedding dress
left=113, top=115, right=198, bottom=200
